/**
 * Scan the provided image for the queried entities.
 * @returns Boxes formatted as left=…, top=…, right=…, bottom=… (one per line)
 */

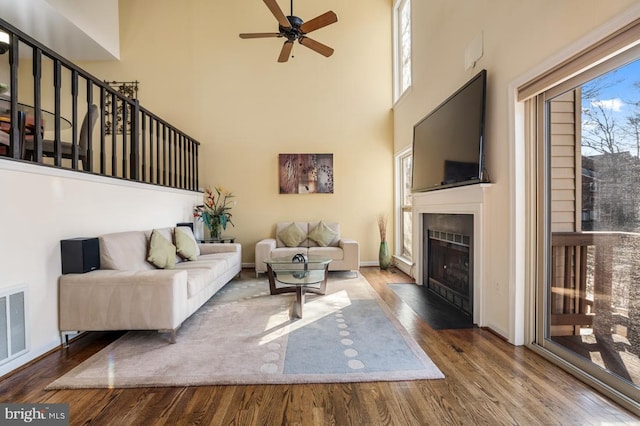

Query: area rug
left=47, top=273, right=444, bottom=389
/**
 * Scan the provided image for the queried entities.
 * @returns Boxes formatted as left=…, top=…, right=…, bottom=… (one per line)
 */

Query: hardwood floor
left=0, top=267, right=638, bottom=425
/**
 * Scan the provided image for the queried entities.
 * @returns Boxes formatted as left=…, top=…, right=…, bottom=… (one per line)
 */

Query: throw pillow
left=174, top=227, right=198, bottom=261
left=147, top=229, right=176, bottom=269
left=308, top=221, right=338, bottom=247
left=278, top=223, right=307, bottom=247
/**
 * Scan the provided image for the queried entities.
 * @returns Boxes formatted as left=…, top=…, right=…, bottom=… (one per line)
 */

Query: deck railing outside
left=551, top=231, right=640, bottom=356
left=0, top=18, right=199, bottom=190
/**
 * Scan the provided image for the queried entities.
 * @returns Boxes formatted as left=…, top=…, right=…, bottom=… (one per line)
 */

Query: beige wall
left=394, top=0, right=638, bottom=339
left=74, top=0, right=394, bottom=266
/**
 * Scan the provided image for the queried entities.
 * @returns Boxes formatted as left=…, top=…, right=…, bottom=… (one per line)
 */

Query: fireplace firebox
left=426, top=227, right=473, bottom=316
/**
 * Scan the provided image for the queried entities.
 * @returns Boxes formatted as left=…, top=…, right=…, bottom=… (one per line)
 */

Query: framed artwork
left=279, top=153, right=334, bottom=194
left=104, top=80, right=139, bottom=135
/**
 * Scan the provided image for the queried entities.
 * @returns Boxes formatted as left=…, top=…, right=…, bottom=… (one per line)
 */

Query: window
left=520, top=22, right=640, bottom=411
left=396, top=148, right=412, bottom=264
left=394, top=0, right=412, bottom=102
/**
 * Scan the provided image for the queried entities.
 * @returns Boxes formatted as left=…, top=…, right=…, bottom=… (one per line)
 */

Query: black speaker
left=176, top=222, right=194, bottom=231
left=60, top=238, right=100, bottom=274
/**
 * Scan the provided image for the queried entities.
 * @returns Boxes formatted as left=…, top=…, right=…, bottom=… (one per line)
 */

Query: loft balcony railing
left=0, top=19, right=199, bottom=190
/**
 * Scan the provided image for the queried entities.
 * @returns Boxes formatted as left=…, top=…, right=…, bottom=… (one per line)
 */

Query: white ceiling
left=0, top=0, right=119, bottom=61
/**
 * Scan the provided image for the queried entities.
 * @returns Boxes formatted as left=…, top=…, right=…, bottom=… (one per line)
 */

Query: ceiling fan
left=239, top=0, right=338, bottom=63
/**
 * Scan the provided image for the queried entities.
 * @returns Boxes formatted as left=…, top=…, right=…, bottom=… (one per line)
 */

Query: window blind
left=517, top=17, right=640, bottom=101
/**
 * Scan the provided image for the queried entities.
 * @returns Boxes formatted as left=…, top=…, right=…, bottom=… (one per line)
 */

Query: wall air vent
left=0, top=287, right=27, bottom=365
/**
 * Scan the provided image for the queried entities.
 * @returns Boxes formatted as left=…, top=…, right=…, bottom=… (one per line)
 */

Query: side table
left=198, top=236, right=236, bottom=243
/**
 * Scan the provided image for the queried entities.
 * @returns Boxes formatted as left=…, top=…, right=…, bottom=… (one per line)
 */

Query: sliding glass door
left=537, top=49, right=640, bottom=408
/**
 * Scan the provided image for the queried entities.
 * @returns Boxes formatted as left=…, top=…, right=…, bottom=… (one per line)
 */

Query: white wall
left=0, top=0, right=119, bottom=60
left=44, top=0, right=120, bottom=59
left=394, top=0, right=639, bottom=342
left=0, top=160, right=199, bottom=377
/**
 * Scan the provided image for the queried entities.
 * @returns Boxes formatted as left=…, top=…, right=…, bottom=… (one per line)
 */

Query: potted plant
left=194, top=186, right=235, bottom=240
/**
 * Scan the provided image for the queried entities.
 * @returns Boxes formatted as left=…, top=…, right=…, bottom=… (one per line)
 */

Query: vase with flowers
left=377, top=213, right=391, bottom=270
left=193, top=186, right=235, bottom=240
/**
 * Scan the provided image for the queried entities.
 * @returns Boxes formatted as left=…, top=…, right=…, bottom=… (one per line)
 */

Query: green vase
left=209, top=223, right=222, bottom=240
left=379, top=241, right=391, bottom=270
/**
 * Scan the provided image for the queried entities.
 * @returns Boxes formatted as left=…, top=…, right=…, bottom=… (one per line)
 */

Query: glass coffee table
left=263, top=255, right=332, bottom=318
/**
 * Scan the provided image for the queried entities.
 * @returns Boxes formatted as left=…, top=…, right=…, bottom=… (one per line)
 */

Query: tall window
left=521, top=28, right=640, bottom=410
left=394, top=0, right=412, bottom=102
left=396, top=148, right=413, bottom=262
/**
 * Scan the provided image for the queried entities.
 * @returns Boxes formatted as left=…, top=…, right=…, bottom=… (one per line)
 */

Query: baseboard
left=484, top=322, right=510, bottom=343
left=481, top=326, right=509, bottom=342
left=0, top=337, right=60, bottom=380
left=0, top=331, right=91, bottom=381
left=392, top=256, right=414, bottom=277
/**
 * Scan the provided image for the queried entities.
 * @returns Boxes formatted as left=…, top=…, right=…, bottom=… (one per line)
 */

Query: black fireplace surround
left=423, top=214, right=473, bottom=316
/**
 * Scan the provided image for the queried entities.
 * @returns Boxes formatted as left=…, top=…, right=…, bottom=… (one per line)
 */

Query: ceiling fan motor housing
left=280, top=15, right=304, bottom=40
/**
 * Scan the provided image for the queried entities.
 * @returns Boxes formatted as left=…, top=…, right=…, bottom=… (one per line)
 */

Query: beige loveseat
left=254, top=221, right=359, bottom=275
left=59, top=226, right=241, bottom=343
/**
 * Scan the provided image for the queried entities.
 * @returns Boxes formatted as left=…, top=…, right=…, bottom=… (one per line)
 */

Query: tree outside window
left=394, top=0, right=411, bottom=101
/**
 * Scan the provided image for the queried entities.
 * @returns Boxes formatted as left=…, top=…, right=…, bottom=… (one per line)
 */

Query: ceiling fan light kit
left=239, top=0, right=338, bottom=63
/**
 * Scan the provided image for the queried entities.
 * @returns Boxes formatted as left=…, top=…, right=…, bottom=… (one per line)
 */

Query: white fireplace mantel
left=412, top=183, right=492, bottom=327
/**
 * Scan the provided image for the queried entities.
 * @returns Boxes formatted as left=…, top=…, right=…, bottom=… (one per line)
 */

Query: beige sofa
left=59, top=226, right=241, bottom=343
left=255, top=221, right=359, bottom=275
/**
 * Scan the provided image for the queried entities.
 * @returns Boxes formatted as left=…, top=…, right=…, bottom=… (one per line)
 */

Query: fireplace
left=423, top=214, right=474, bottom=316
left=411, top=183, right=490, bottom=327
left=427, top=229, right=472, bottom=315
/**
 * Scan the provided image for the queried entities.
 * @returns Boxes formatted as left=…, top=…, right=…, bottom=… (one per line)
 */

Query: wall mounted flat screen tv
left=412, top=69, right=487, bottom=192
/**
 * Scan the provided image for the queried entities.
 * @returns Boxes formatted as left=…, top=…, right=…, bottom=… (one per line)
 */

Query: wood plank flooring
left=0, top=267, right=637, bottom=425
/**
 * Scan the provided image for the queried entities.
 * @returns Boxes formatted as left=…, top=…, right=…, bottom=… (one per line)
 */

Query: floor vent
left=0, top=288, right=27, bottom=365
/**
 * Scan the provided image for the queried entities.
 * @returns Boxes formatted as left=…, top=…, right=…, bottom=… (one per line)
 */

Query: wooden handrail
left=552, top=231, right=627, bottom=246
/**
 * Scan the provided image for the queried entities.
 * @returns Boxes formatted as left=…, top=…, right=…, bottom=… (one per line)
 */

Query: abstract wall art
left=279, top=153, right=334, bottom=194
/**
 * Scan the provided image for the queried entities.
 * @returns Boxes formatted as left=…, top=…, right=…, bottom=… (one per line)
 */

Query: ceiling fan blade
left=299, top=37, right=334, bottom=57
left=299, top=11, right=338, bottom=34
left=278, top=41, right=294, bottom=63
left=239, top=32, right=281, bottom=39
left=263, top=0, right=291, bottom=29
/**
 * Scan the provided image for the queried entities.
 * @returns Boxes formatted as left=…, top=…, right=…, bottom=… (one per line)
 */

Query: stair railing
left=0, top=18, right=199, bottom=191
